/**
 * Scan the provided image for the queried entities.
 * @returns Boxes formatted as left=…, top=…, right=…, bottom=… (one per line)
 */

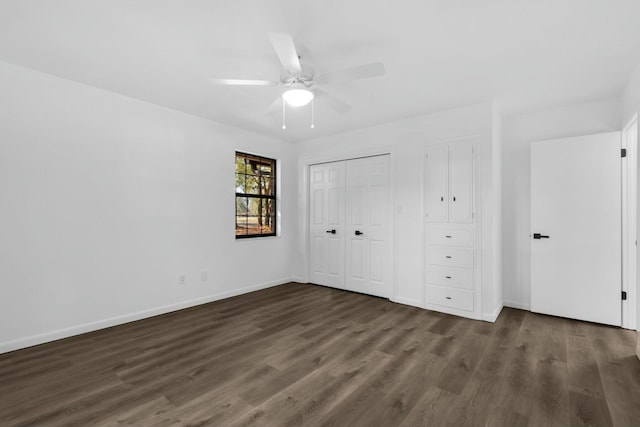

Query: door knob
left=355, top=230, right=363, bottom=236
left=326, top=229, right=336, bottom=234
left=533, top=233, right=550, bottom=239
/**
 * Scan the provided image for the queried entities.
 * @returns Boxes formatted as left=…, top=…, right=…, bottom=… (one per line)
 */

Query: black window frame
left=235, top=151, right=277, bottom=239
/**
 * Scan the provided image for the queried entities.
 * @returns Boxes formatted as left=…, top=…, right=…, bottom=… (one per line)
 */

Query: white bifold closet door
left=309, top=161, right=346, bottom=289
left=531, top=132, right=621, bottom=326
left=309, top=155, right=391, bottom=297
left=345, top=156, right=391, bottom=297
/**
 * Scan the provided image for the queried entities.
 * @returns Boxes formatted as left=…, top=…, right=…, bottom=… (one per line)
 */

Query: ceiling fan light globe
left=282, top=88, right=314, bottom=107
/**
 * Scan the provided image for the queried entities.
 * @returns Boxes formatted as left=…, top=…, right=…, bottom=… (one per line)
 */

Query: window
left=235, top=152, right=277, bottom=238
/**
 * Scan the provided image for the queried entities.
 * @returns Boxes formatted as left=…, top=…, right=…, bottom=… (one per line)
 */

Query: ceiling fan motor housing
left=280, top=64, right=315, bottom=88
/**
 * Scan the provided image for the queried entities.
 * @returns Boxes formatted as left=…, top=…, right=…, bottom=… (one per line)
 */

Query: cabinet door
left=425, top=146, right=449, bottom=222
left=448, top=143, right=473, bottom=223
left=309, top=161, right=346, bottom=289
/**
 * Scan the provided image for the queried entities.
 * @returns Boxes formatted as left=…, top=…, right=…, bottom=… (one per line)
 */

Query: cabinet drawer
left=426, top=266, right=473, bottom=290
left=427, top=285, right=474, bottom=311
left=426, top=247, right=474, bottom=268
left=426, top=223, right=474, bottom=247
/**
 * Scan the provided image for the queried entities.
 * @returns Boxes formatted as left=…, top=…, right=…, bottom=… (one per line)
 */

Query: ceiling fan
left=209, top=32, right=385, bottom=125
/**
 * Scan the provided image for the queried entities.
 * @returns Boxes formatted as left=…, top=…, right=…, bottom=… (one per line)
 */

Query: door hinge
left=621, top=148, right=627, bottom=158
left=622, top=291, right=627, bottom=300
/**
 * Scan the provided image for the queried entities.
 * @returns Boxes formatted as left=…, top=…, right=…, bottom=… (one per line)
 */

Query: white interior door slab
left=309, top=161, right=345, bottom=288
left=531, top=132, right=621, bottom=326
left=345, top=155, right=391, bottom=297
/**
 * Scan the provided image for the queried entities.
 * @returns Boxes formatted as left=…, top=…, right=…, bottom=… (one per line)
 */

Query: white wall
left=294, top=102, right=502, bottom=320
left=501, top=98, right=622, bottom=309
left=0, top=61, right=296, bottom=353
left=623, top=61, right=640, bottom=124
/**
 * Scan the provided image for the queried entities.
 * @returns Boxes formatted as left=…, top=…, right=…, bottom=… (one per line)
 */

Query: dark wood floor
left=1, top=283, right=639, bottom=427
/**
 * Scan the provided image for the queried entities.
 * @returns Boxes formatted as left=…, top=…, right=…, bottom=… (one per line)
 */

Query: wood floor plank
left=529, top=357, right=570, bottom=427
left=435, top=330, right=489, bottom=395
left=567, top=335, right=607, bottom=399
left=396, top=385, right=461, bottom=427
left=448, top=369, right=504, bottom=427
left=569, top=390, right=613, bottom=427
left=1, top=282, right=639, bottom=427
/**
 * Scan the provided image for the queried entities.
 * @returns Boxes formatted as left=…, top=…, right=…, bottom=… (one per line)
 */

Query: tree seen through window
left=235, top=152, right=276, bottom=238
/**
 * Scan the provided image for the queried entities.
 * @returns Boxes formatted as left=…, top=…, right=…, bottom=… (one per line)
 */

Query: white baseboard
left=0, top=278, right=291, bottom=355
left=290, top=276, right=307, bottom=283
left=390, top=296, right=424, bottom=309
left=503, top=300, right=531, bottom=311
left=482, top=303, right=504, bottom=322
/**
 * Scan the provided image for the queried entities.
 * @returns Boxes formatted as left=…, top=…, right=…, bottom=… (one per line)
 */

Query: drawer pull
left=445, top=276, right=452, bottom=279
left=445, top=235, right=452, bottom=238
left=445, top=256, right=452, bottom=259
left=445, top=296, right=452, bottom=300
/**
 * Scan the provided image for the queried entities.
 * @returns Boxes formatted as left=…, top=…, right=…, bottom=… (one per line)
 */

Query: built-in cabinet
left=425, top=143, right=480, bottom=319
left=425, top=144, right=473, bottom=223
left=309, top=155, right=391, bottom=298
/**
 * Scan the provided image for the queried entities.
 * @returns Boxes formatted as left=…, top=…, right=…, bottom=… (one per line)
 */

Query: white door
left=345, top=155, right=391, bottom=297
left=425, top=146, right=449, bottom=222
left=448, top=144, right=473, bottom=223
left=309, top=161, right=346, bottom=288
left=531, top=132, right=621, bottom=326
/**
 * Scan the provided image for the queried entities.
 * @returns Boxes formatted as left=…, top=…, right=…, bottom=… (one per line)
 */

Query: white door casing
left=531, top=132, right=622, bottom=326
left=622, top=115, right=638, bottom=331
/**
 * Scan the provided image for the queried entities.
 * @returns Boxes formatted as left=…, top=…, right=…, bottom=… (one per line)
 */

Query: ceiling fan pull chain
left=311, top=99, right=315, bottom=129
left=282, top=98, right=286, bottom=130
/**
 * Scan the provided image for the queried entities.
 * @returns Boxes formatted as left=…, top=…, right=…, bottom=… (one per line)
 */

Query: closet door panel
left=366, top=155, right=390, bottom=293
left=345, top=158, right=370, bottom=293
left=448, top=143, right=473, bottom=223
left=345, top=155, right=390, bottom=297
left=425, top=146, right=449, bottom=222
left=309, top=161, right=346, bottom=288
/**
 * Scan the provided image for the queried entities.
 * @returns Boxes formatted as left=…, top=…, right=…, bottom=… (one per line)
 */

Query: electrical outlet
left=178, top=274, right=186, bottom=286
left=200, top=270, right=208, bottom=282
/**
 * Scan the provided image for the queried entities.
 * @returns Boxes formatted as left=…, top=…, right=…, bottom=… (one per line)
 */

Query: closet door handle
left=533, top=233, right=549, bottom=239
left=453, top=196, right=456, bottom=202
left=440, top=196, right=444, bottom=202
left=355, top=230, right=363, bottom=236
left=326, top=229, right=336, bottom=234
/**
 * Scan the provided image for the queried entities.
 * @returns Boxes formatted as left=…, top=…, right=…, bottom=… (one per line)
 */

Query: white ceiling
left=1, top=0, right=639, bottom=142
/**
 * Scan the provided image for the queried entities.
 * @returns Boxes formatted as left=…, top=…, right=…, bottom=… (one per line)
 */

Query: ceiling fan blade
left=315, top=89, right=352, bottom=114
left=268, top=32, right=302, bottom=74
left=264, top=97, right=282, bottom=115
left=316, top=62, right=385, bottom=85
left=209, top=78, right=277, bottom=86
